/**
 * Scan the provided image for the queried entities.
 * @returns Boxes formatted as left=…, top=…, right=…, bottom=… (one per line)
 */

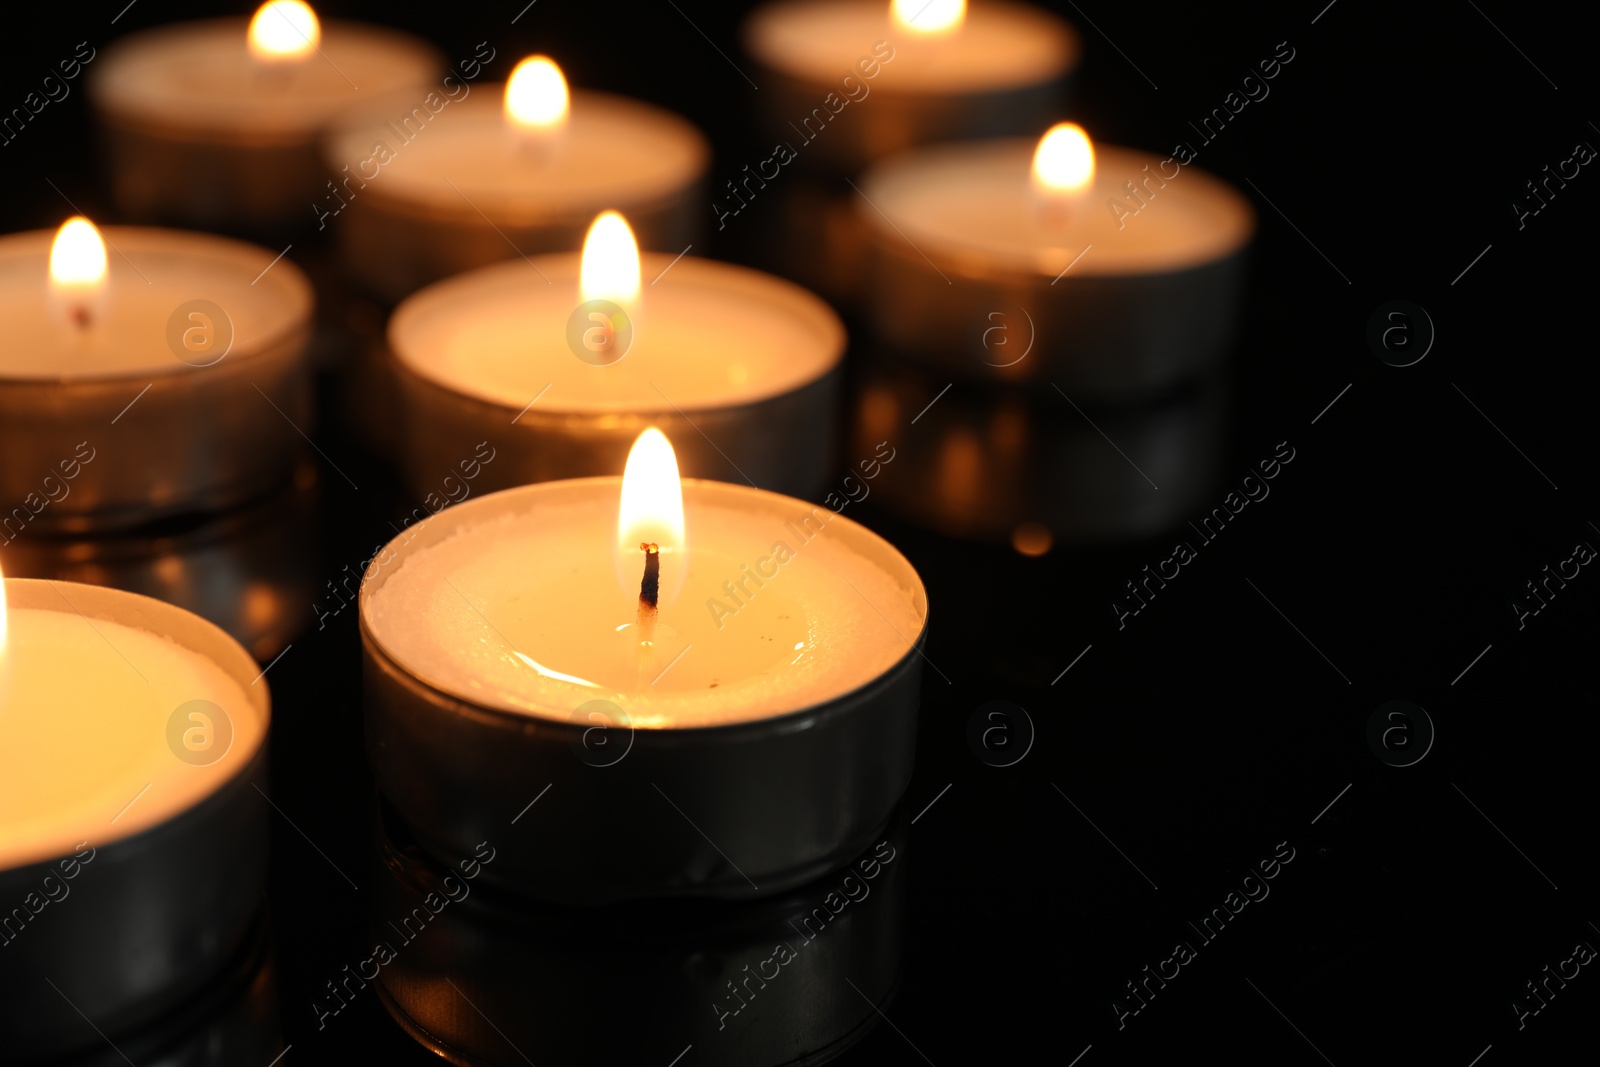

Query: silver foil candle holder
left=360, top=478, right=928, bottom=905
left=0, top=580, right=271, bottom=1060
left=0, top=225, right=313, bottom=533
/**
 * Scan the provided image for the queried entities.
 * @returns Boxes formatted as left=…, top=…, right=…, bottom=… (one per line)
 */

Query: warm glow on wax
left=248, top=1, right=321, bottom=62
left=580, top=211, right=641, bottom=306
left=892, top=0, right=965, bottom=34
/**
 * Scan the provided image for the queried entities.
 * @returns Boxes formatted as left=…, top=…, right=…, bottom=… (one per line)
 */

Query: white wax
left=390, top=254, right=842, bottom=413
left=862, top=141, right=1255, bottom=276
left=0, top=227, right=311, bottom=380
left=363, top=480, right=927, bottom=728
left=91, top=18, right=438, bottom=140
left=0, top=594, right=265, bottom=870
left=325, top=89, right=706, bottom=218
left=744, top=0, right=1076, bottom=92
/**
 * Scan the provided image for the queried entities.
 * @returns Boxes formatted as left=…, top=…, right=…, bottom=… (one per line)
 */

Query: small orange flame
left=248, top=1, right=320, bottom=62
left=1032, top=123, right=1095, bottom=195
left=617, top=428, right=685, bottom=569
left=505, top=55, right=570, bottom=130
left=580, top=211, right=641, bottom=306
left=892, top=0, right=965, bottom=34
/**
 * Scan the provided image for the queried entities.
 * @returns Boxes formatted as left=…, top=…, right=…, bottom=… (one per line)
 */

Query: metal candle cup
left=0, top=580, right=270, bottom=1061
left=387, top=253, right=844, bottom=499
left=88, top=17, right=440, bottom=231
left=858, top=140, right=1255, bottom=396
left=0, top=226, right=313, bottom=533
left=360, top=478, right=928, bottom=905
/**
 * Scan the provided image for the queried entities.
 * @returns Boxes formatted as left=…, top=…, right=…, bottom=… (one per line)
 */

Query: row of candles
left=1, top=0, right=1253, bottom=1057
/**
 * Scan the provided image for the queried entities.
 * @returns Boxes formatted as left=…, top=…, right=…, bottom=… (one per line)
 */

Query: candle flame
left=49, top=217, right=109, bottom=328
left=1032, top=122, right=1096, bottom=194
left=580, top=211, right=641, bottom=306
left=892, top=0, right=965, bottom=34
left=505, top=55, right=570, bottom=129
left=617, top=428, right=685, bottom=567
left=50, top=217, right=107, bottom=289
left=0, top=557, right=7, bottom=662
left=248, top=1, right=320, bottom=62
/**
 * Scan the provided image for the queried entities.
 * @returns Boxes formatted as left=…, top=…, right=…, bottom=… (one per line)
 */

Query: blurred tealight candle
left=89, top=2, right=440, bottom=231
left=742, top=0, right=1079, bottom=173
left=325, top=54, right=708, bottom=301
left=857, top=124, right=1255, bottom=394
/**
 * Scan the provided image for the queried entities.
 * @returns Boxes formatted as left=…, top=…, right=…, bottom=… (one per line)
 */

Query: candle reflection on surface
left=365, top=798, right=908, bottom=1066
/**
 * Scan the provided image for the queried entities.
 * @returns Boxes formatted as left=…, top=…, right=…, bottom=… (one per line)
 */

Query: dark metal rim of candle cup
left=391, top=355, right=841, bottom=499
left=88, top=19, right=444, bottom=147
left=0, top=580, right=272, bottom=1061
left=0, top=228, right=314, bottom=532
left=367, top=793, right=908, bottom=1067
left=359, top=478, right=928, bottom=904
left=860, top=217, right=1254, bottom=398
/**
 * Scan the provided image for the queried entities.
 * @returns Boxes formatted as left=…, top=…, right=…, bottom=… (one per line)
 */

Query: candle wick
left=636, top=542, right=659, bottom=645
left=69, top=304, right=92, bottom=330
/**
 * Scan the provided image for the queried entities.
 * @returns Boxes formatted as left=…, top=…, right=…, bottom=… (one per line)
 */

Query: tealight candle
left=388, top=211, right=843, bottom=498
left=742, top=0, right=1079, bottom=172
left=89, top=1, right=440, bottom=230
left=857, top=125, right=1255, bottom=394
left=361, top=430, right=927, bottom=903
left=0, top=574, right=270, bottom=1060
left=324, top=54, right=708, bottom=301
left=0, top=220, right=313, bottom=532
left=740, top=0, right=1078, bottom=304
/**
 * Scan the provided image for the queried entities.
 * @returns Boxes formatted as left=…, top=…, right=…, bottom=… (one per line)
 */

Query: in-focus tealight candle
left=388, top=210, right=843, bottom=498
left=324, top=54, right=708, bottom=301
left=0, top=574, right=270, bottom=1059
left=0, top=220, right=313, bottom=531
left=857, top=125, right=1255, bottom=393
left=361, top=431, right=927, bottom=903
left=89, top=2, right=440, bottom=230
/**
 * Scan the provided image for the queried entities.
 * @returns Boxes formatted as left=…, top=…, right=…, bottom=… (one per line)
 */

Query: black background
left=2, top=1, right=1597, bottom=1064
